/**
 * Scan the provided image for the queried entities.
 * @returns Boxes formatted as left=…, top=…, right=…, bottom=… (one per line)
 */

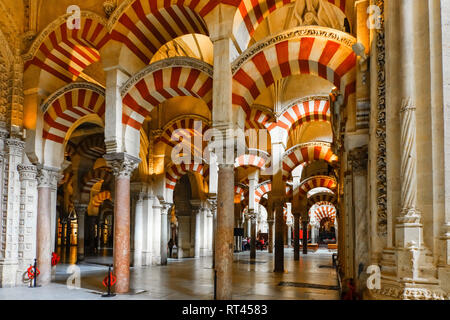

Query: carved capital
left=207, top=198, right=217, bottom=212
left=36, top=166, right=61, bottom=189
left=17, top=164, right=37, bottom=181
left=104, top=153, right=140, bottom=179
left=103, top=0, right=117, bottom=18
left=160, top=201, right=173, bottom=216
left=74, top=202, right=88, bottom=217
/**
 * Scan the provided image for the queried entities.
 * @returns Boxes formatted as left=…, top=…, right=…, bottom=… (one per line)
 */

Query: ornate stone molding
left=277, top=95, right=330, bottom=118
left=207, top=198, right=217, bottom=213
left=17, top=164, right=37, bottom=181
left=40, top=82, right=105, bottom=113
left=120, top=57, right=213, bottom=96
left=160, top=201, right=173, bottom=216
left=22, top=11, right=107, bottom=61
left=399, top=98, right=418, bottom=217
left=36, top=166, right=61, bottom=189
left=106, top=0, right=134, bottom=31
left=232, top=26, right=356, bottom=74
left=103, top=0, right=117, bottom=18
left=375, top=0, right=387, bottom=236
left=349, top=146, right=368, bottom=174
left=104, top=153, right=141, bottom=179
left=6, top=138, right=25, bottom=156
left=284, top=141, right=332, bottom=157
left=74, top=203, right=88, bottom=217
left=371, top=286, right=448, bottom=300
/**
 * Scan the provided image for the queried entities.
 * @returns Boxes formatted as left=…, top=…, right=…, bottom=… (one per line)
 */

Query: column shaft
left=294, top=214, right=300, bottom=260
left=114, top=176, right=131, bottom=293
left=274, top=201, right=284, bottom=272
left=215, top=165, right=234, bottom=300
left=302, top=221, right=308, bottom=254
left=36, top=167, right=59, bottom=286
left=250, top=216, right=256, bottom=259
left=133, top=196, right=144, bottom=267
left=160, top=203, right=170, bottom=265
left=105, top=153, right=140, bottom=294
left=194, top=208, right=202, bottom=258
left=75, top=204, right=87, bottom=262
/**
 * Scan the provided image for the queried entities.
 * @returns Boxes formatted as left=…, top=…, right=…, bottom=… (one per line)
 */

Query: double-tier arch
left=107, top=0, right=216, bottom=71
left=40, top=82, right=106, bottom=168
left=231, top=26, right=356, bottom=121
left=282, top=142, right=338, bottom=180
left=231, top=0, right=354, bottom=53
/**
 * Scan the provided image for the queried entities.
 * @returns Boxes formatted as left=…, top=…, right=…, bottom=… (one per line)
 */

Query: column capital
left=36, top=166, right=61, bottom=189
left=17, top=164, right=37, bottom=181
left=74, top=202, right=88, bottom=217
left=160, top=201, right=173, bottom=215
left=207, top=197, right=217, bottom=211
left=104, top=152, right=140, bottom=179
left=5, top=138, right=25, bottom=155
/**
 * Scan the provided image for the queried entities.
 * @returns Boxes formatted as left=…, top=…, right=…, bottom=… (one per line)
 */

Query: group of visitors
left=241, top=236, right=267, bottom=251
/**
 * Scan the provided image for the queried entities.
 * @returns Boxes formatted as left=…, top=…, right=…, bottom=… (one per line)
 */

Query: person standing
left=168, top=238, right=174, bottom=258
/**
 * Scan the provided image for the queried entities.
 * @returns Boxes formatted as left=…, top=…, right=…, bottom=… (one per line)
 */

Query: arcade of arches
left=0, top=0, right=449, bottom=300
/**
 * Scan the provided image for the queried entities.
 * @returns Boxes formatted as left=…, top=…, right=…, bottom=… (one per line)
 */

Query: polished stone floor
left=0, top=248, right=339, bottom=300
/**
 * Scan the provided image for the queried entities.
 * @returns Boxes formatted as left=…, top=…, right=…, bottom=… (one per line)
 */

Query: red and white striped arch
left=82, top=168, right=112, bottom=195
left=25, top=17, right=109, bottom=83
left=245, top=108, right=274, bottom=130
left=282, top=142, right=338, bottom=179
left=310, top=203, right=337, bottom=222
left=235, top=184, right=249, bottom=201
left=232, top=0, right=351, bottom=52
left=234, top=154, right=267, bottom=169
left=307, top=190, right=337, bottom=208
left=165, top=162, right=205, bottom=199
left=92, top=191, right=112, bottom=208
left=157, top=117, right=210, bottom=148
left=76, top=134, right=106, bottom=160
left=255, top=181, right=293, bottom=202
left=110, top=0, right=215, bottom=65
left=298, top=176, right=337, bottom=198
left=232, top=29, right=356, bottom=116
left=42, top=83, right=105, bottom=144
left=122, top=59, right=213, bottom=131
left=255, top=181, right=272, bottom=203
left=267, top=99, right=331, bottom=144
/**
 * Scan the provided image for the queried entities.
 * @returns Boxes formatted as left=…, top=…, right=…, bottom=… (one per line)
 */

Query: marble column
left=36, top=166, right=59, bottom=286
left=143, top=195, right=154, bottom=265
left=271, top=139, right=286, bottom=272
left=190, top=202, right=202, bottom=259
left=274, top=199, right=285, bottom=272
left=302, top=220, right=308, bottom=255
left=160, top=202, right=171, bottom=265
left=152, top=203, right=162, bottom=265
left=17, top=164, right=37, bottom=284
left=104, top=153, right=140, bottom=294
left=250, top=211, right=257, bottom=259
left=0, top=138, right=24, bottom=287
left=293, top=213, right=300, bottom=260
left=349, top=146, right=369, bottom=292
left=215, top=164, right=234, bottom=300
left=206, top=208, right=214, bottom=256
left=177, top=215, right=191, bottom=259
left=208, top=198, right=217, bottom=267
left=75, top=203, right=88, bottom=262
left=287, top=225, right=292, bottom=248
left=267, top=219, right=274, bottom=253
left=133, top=192, right=144, bottom=267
